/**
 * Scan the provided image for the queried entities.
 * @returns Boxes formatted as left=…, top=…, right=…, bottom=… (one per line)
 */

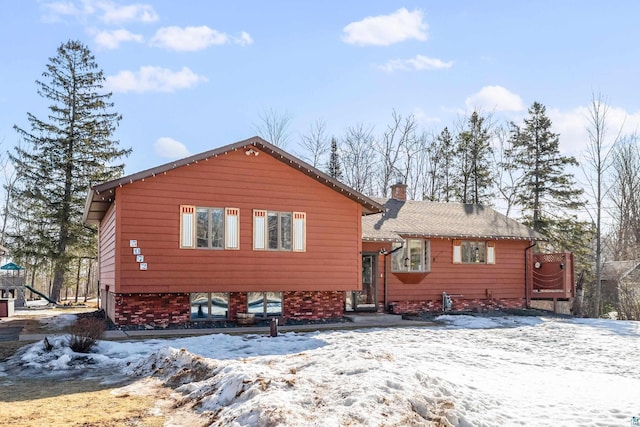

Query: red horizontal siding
left=363, top=239, right=529, bottom=303
left=110, top=149, right=363, bottom=294
left=99, top=203, right=117, bottom=290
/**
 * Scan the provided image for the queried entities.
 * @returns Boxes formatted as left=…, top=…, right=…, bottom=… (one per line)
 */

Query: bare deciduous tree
left=582, top=93, right=623, bottom=316
left=375, top=110, right=417, bottom=197
left=299, top=119, right=329, bottom=168
left=608, top=136, right=640, bottom=260
left=253, top=108, right=293, bottom=148
left=494, top=125, right=525, bottom=217
left=340, top=123, right=377, bottom=195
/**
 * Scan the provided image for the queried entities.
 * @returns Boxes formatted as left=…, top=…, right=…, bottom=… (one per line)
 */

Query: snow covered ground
left=2, top=315, right=639, bottom=426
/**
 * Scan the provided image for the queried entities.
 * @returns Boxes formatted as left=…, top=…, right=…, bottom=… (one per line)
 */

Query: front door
left=345, top=254, right=377, bottom=311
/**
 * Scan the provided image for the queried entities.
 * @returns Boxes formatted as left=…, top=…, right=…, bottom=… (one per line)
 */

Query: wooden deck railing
left=530, top=252, right=575, bottom=300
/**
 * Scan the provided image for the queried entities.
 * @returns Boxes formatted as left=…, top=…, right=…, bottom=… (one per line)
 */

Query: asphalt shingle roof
left=362, top=198, right=547, bottom=242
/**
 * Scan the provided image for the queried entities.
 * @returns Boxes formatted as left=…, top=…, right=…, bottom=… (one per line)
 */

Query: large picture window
left=391, top=239, right=430, bottom=272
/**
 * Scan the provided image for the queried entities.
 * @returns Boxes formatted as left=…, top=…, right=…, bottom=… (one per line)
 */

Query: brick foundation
left=389, top=298, right=526, bottom=314
left=111, top=293, right=190, bottom=326
left=109, top=290, right=345, bottom=326
left=283, top=290, right=344, bottom=320
left=228, top=292, right=248, bottom=319
left=109, top=292, right=528, bottom=325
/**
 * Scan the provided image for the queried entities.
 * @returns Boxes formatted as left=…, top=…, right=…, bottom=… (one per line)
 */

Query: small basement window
left=190, top=292, right=229, bottom=320
left=247, top=292, right=283, bottom=317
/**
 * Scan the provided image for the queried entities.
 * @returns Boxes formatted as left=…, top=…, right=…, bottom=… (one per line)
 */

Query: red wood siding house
left=84, top=138, right=568, bottom=326
left=83, top=137, right=383, bottom=326
left=355, top=183, right=553, bottom=314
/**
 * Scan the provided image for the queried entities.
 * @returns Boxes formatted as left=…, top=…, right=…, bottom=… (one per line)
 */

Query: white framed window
left=453, top=240, right=495, bottom=264
left=254, top=210, right=306, bottom=252
left=180, top=205, right=239, bottom=250
left=391, top=239, right=430, bottom=272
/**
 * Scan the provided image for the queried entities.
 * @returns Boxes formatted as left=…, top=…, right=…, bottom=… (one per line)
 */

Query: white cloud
left=106, top=66, right=208, bottom=93
left=41, top=0, right=158, bottom=24
left=41, top=0, right=87, bottom=22
left=98, top=1, right=158, bottom=24
left=549, top=104, right=640, bottom=156
left=465, top=86, right=525, bottom=112
left=378, top=54, right=453, bottom=72
left=154, top=137, right=190, bottom=159
left=42, top=1, right=82, bottom=17
left=150, top=26, right=252, bottom=51
left=93, top=28, right=143, bottom=49
left=412, top=108, right=441, bottom=125
left=235, top=31, right=254, bottom=46
left=342, top=8, right=427, bottom=46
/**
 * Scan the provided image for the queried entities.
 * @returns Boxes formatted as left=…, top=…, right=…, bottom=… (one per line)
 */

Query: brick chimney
left=391, top=183, right=407, bottom=201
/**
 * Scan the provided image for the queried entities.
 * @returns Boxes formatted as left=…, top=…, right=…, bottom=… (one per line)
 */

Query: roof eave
left=84, top=136, right=384, bottom=224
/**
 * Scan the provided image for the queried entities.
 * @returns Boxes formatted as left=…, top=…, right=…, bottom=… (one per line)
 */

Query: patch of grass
left=0, top=378, right=166, bottom=427
left=0, top=341, right=30, bottom=362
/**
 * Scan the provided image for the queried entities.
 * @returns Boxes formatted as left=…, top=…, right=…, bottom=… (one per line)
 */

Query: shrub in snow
left=68, top=317, right=105, bottom=353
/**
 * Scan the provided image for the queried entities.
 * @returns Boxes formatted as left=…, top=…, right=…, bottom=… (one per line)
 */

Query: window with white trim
left=254, top=209, right=306, bottom=251
left=391, top=239, right=430, bottom=272
left=180, top=205, right=239, bottom=249
left=453, top=240, right=495, bottom=264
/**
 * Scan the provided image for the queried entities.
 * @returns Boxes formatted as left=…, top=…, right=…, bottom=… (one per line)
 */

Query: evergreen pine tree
left=423, top=127, right=455, bottom=202
left=11, top=40, right=131, bottom=302
left=436, top=127, right=455, bottom=202
left=507, top=101, right=585, bottom=243
left=454, top=111, right=493, bottom=204
left=327, top=137, right=343, bottom=181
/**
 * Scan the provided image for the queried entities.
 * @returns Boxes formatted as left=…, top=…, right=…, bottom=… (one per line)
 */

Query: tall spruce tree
left=436, top=127, right=456, bottom=202
left=454, top=111, right=493, bottom=204
left=421, top=127, right=455, bottom=201
left=507, top=101, right=585, bottom=243
left=327, top=137, right=343, bottom=181
left=12, top=40, right=131, bottom=302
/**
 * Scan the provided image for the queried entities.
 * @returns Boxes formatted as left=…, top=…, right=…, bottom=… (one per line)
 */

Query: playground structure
left=0, top=262, right=26, bottom=308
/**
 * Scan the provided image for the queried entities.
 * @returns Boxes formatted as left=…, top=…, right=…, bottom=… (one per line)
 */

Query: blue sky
left=2, top=1, right=640, bottom=176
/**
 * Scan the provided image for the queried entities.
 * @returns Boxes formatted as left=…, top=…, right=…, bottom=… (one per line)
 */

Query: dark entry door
left=345, top=254, right=377, bottom=311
